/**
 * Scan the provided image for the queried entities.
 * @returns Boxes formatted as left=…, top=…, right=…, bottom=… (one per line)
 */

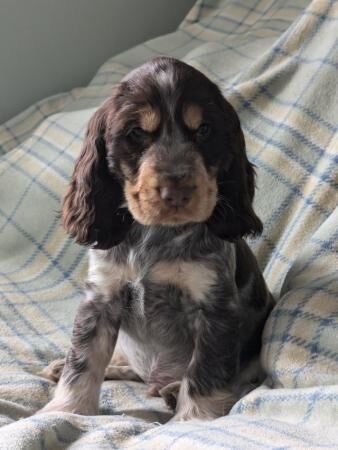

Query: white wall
left=0, top=0, right=195, bottom=123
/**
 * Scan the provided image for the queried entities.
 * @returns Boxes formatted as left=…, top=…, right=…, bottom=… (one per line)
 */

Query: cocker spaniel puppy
left=39, top=57, right=274, bottom=421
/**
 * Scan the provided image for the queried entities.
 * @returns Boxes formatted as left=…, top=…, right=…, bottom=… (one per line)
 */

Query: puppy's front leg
left=38, top=285, right=123, bottom=415
left=173, top=306, right=239, bottom=421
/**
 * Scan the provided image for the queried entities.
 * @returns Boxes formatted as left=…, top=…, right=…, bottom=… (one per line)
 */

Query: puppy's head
left=62, top=57, right=262, bottom=249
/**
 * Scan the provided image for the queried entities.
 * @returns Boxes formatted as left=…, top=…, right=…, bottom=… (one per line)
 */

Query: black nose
left=160, top=185, right=195, bottom=208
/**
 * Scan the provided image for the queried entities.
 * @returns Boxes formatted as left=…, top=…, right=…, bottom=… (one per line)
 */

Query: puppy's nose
left=160, top=185, right=195, bottom=208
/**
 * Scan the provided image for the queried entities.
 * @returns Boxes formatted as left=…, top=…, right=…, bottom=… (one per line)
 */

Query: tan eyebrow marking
left=183, top=103, right=203, bottom=130
left=139, top=105, right=161, bottom=132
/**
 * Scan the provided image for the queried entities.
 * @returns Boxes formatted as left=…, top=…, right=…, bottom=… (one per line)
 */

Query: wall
left=0, top=0, right=195, bottom=123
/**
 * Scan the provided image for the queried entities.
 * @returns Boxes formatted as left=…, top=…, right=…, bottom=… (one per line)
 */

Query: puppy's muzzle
left=159, top=180, right=196, bottom=209
left=155, top=163, right=197, bottom=209
left=160, top=184, right=195, bottom=209
left=125, top=148, right=217, bottom=226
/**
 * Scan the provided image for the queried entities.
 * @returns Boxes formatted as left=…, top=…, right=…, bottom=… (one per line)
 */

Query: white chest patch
left=149, top=261, right=217, bottom=303
left=88, top=250, right=218, bottom=305
left=88, top=250, right=137, bottom=298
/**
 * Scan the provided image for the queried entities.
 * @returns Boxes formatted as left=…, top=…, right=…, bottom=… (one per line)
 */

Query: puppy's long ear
left=62, top=100, right=133, bottom=249
left=207, top=96, right=263, bottom=240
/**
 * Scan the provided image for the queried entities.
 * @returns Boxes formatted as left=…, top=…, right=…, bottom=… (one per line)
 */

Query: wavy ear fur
left=62, top=100, right=133, bottom=249
left=207, top=96, right=263, bottom=240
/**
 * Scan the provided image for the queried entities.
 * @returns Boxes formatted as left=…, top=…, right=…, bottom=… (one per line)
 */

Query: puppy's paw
left=35, top=399, right=71, bottom=415
left=39, top=358, right=65, bottom=382
left=171, top=379, right=237, bottom=422
left=36, top=397, right=97, bottom=416
left=35, top=380, right=98, bottom=416
left=104, top=365, right=141, bottom=381
left=170, top=404, right=219, bottom=422
left=146, top=384, right=161, bottom=397
left=169, top=404, right=214, bottom=422
left=159, top=381, right=181, bottom=410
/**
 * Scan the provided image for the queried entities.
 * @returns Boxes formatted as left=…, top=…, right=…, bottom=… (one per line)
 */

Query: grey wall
left=0, top=0, right=195, bottom=124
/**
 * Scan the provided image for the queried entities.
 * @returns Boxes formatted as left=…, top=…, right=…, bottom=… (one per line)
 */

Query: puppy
left=39, top=57, right=274, bottom=421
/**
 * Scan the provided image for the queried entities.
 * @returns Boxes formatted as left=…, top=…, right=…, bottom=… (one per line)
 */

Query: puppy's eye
left=196, top=123, right=211, bottom=139
left=128, top=127, right=147, bottom=142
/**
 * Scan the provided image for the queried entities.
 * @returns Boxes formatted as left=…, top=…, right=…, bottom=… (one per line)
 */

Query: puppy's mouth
left=124, top=157, right=217, bottom=226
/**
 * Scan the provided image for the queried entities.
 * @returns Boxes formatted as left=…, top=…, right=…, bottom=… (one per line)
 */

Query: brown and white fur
left=38, top=57, right=274, bottom=421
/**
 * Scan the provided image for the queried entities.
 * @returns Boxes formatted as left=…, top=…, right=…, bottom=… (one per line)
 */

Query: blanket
left=0, top=0, right=337, bottom=448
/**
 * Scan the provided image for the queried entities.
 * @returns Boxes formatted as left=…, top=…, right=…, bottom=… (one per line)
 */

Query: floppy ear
left=207, top=97, right=263, bottom=240
left=62, top=100, right=133, bottom=249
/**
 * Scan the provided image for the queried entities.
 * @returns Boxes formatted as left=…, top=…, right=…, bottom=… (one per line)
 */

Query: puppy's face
left=105, top=60, right=231, bottom=226
left=62, top=57, right=262, bottom=249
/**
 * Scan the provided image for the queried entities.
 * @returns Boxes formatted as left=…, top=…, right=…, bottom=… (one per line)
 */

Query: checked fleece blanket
left=0, top=0, right=337, bottom=448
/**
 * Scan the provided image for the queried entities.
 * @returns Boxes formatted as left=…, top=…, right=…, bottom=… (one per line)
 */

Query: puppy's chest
left=89, top=250, right=219, bottom=317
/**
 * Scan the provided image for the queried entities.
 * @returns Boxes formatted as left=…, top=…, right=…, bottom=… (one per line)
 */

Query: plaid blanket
left=0, top=0, right=337, bottom=448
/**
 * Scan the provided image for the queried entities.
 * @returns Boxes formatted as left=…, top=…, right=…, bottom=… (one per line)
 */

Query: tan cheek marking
left=150, top=261, right=217, bottom=303
left=183, top=104, right=203, bottom=130
left=138, top=159, right=161, bottom=189
left=139, top=105, right=160, bottom=132
left=124, top=158, right=162, bottom=224
left=189, top=157, right=217, bottom=220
